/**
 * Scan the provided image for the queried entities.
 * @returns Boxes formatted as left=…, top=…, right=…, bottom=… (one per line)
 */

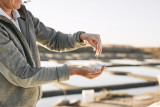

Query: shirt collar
left=12, top=10, right=20, bottom=20
left=0, top=8, right=20, bottom=20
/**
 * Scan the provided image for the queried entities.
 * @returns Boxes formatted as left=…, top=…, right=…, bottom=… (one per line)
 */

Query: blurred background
left=25, top=0, right=160, bottom=107
left=26, top=0, right=160, bottom=47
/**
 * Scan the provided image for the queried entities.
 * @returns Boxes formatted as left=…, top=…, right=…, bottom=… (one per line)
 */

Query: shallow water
left=110, top=59, right=146, bottom=65
left=38, top=59, right=160, bottom=107
left=37, top=86, right=159, bottom=107
left=62, top=72, right=146, bottom=87
left=108, top=66, right=160, bottom=78
left=41, top=71, right=146, bottom=91
left=41, top=60, right=160, bottom=91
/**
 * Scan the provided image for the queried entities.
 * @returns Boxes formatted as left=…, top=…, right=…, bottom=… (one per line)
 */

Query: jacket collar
left=18, top=5, right=27, bottom=20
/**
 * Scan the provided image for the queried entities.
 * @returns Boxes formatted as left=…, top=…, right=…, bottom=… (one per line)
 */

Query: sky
left=25, top=0, right=160, bottom=47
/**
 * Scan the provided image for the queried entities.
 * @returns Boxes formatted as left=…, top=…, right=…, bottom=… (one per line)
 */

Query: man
left=0, top=0, right=105, bottom=107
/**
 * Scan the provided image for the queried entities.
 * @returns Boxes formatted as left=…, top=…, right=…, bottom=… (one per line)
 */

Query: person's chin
left=13, top=5, right=21, bottom=9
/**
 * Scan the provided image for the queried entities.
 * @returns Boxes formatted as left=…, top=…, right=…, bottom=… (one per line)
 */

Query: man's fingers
left=97, top=43, right=102, bottom=55
left=86, top=34, right=102, bottom=55
left=88, top=39, right=97, bottom=51
left=95, top=41, right=102, bottom=55
left=95, top=34, right=102, bottom=54
left=82, top=33, right=102, bottom=54
left=88, top=66, right=105, bottom=75
left=88, top=71, right=103, bottom=79
left=101, top=65, right=106, bottom=71
left=97, top=40, right=102, bottom=54
left=88, top=69, right=101, bottom=75
left=92, top=41, right=101, bottom=55
left=84, top=66, right=105, bottom=79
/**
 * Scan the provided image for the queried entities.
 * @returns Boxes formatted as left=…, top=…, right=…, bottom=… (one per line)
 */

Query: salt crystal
left=89, top=62, right=104, bottom=70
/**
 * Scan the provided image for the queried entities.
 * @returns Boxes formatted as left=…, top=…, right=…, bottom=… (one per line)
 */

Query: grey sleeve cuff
left=56, top=64, right=70, bottom=81
left=74, top=31, right=86, bottom=46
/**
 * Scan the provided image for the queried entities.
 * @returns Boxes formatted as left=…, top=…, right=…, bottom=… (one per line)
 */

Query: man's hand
left=70, top=65, right=106, bottom=79
left=80, top=33, right=102, bottom=55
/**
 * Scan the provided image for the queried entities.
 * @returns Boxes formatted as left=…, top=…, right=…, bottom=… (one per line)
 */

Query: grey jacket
left=0, top=5, right=85, bottom=107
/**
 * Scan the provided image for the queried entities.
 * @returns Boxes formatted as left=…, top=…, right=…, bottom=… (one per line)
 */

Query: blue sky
left=25, top=0, right=160, bottom=47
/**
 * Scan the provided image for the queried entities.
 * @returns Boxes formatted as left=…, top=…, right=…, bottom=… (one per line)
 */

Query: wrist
left=79, top=33, right=86, bottom=41
left=69, top=66, right=80, bottom=76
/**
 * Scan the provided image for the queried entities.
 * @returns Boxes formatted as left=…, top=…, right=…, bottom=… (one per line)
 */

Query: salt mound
left=89, top=62, right=104, bottom=70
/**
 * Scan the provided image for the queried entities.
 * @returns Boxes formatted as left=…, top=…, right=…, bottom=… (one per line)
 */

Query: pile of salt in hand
left=89, top=46, right=104, bottom=70
left=89, top=62, right=104, bottom=70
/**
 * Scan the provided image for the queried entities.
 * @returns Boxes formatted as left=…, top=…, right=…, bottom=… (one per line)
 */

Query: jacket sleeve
left=0, top=29, right=70, bottom=88
left=27, top=11, right=86, bottom=52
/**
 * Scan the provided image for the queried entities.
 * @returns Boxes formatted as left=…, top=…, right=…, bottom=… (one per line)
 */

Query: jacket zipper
left=0, top=16, right=35, bottom=66
left=0, top=16, right=42, bottom=101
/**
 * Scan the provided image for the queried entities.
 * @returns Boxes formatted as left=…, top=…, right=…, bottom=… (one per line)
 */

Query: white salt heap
left=89, top=62, right=104, bottom=70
